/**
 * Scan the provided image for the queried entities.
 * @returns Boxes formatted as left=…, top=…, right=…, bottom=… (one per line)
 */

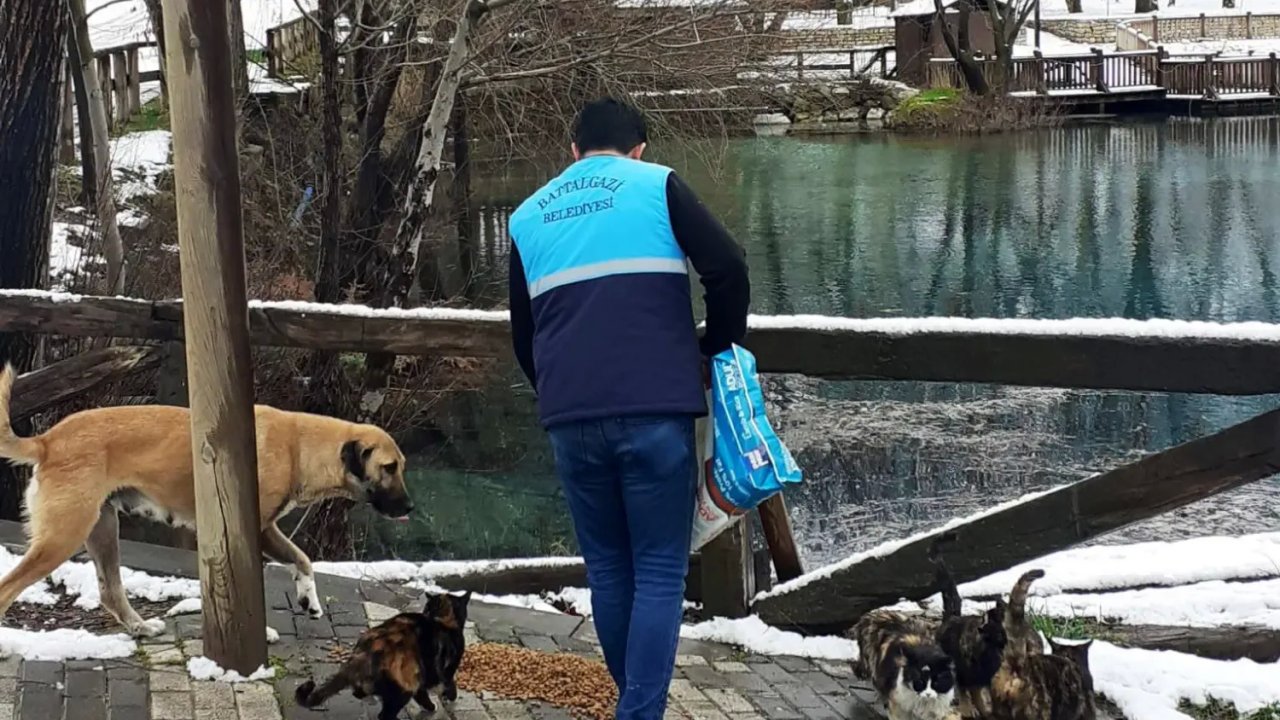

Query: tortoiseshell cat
left=295, top=590, right=471, bottom=720
left=854, top=610, right=958, bottom=720
left=985, top=602, right=1098, bottom=720
left=930, top=541, right=1045, bottom=718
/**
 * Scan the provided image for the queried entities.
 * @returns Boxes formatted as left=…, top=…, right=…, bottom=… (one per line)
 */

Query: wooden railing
left=757, top=45, right=896, bottom=80
left=1118, top=12, right=1280, bottom=48
left=928, top=48, right=1280, bottom=99
left=61, top=40, right=162, bottom=164
left=265, top=14, right=319, bottom=78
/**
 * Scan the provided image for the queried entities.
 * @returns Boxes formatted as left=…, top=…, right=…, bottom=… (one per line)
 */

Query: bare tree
left=68, top=0, right=128, bottom=293
left=1135, top=0, right=1157, bottom=12
left=933, top=0, right=1036, bottom=93
left=0, top=0, right=66, bottom=516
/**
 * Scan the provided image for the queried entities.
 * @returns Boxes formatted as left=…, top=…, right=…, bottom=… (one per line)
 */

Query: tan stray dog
left=0, top=365, right=414, bottom=637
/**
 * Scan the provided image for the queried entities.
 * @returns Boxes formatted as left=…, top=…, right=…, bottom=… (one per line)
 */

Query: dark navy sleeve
left=508, top=244, right=537, bottom=389
left=666, top=172, right=750, bottom=357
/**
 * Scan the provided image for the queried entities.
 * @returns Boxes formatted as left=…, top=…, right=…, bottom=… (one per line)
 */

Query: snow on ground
left=310, top=556, right=583, bottom=584
left=1164, top=37, right=1280, bottom=55
left=1014, top=30, right=1097, bottom=57
left=681, top=616, right=858, bottom=661
left=1091, top=642, right=1280, bottom=720
left=187, top=657, right=276, bottom=683
left=0, top=546, right=198, bottom=612
left=896, top=0, right=1280, bottom=20
left=88, top=0, right=314, bottom=53
left=0, top=627, right=136, bottom=662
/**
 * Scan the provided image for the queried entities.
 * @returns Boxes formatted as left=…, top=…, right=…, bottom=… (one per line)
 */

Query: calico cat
left=986, top=605, right=1097, bottom=720
left=930, top=542, right=1045, bottom=718
left=295, top=590, right=471, bottom=720
left=853, top=610, right=958, bottom=720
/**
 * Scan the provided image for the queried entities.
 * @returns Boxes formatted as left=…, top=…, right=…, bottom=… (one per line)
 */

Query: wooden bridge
left=929, top=48, right=1280, bottom=113
left=5, top=289, right=1280, bottom=633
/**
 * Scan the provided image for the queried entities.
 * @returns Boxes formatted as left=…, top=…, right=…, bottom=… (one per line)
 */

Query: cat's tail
left=928, top=534, right=963, bottom=621
left=294, top=673, right=349, bottom=709
left=1007, top=569, right=1046, bottom=623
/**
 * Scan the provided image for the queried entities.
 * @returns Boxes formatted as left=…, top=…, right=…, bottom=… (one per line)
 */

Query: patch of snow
left=186, top=657, right=276, bottom=683
left=310, top=556, right=583, bottom=584
left=1164, top=37, right=1280, bottom=55
left=108, top=130, right=172, bottom=202
left=166, top=598, right=204, bottom=617
left=51, top=559, right=200, bottom=611
left=0, top=627, right=136, bottom=661
left=681, top=616, right=858, bottom=661
left=547, top=587, right=594, bottom=616
left=1091, top=641, right=1280, bottom=720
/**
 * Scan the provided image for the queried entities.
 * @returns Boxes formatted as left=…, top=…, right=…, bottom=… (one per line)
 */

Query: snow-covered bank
left=1092, top=642, right=1280, bottom=720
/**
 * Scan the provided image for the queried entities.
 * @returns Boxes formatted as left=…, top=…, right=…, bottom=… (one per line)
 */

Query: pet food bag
left=691, top=344, right=803, bottom=551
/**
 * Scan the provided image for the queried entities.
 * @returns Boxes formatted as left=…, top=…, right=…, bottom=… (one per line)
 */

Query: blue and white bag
left=692, top=344, right=803, bottom=551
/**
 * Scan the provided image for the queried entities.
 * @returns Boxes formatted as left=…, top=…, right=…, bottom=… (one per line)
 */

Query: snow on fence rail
left=6, top=289, right=1280, bottom=393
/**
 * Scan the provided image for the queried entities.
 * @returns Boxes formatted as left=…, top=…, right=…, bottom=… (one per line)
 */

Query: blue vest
left=510, top=155, right=707, bottom=427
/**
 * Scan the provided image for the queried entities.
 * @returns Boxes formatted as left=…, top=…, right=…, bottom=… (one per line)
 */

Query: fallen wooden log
left=1097, top=623, right=1280, bottom=663
left=753, top=406, right=1280, bottom=631
left=7, top=290, right=1280, bottom=392
left=11, top=345, right=164, bottom=421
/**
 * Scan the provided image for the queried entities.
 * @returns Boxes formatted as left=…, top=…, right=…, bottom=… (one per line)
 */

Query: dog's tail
left=294, top=673, right=350, bottom=709
left=0, top=365, right=42, bottom=466
left=1007, top=569, right=1046, bottom=623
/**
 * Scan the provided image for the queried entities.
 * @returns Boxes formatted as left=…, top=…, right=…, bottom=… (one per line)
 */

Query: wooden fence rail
left=6, top=291, right=1280, bottom=394
left=265, top=15, right=319, bottom=78
left=928, top=48, right=1280, bottom=99
left=60, top=41, right=161, bottom=163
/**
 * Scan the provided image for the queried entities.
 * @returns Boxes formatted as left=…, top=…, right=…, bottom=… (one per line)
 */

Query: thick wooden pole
left=757, top=495, right=804, bottom=583
left=161, top=0, right=266, bottom=674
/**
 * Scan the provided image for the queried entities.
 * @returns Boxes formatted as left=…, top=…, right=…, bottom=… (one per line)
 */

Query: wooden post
left=111, top=51, right=130, bottom=124
left=757, top=495, right=804, bottom=583
left=1271, top=52, right=1279, bottom=96
left=1199, top=13, right=1206, bottom=38
left=701, top=517, right=753, bottom=619
left=60, top=63, right=76, bottom=165
left=1092, top=47, right=1108, bottom=92
left=1204, top=53, right=1218, bottom=99
left=1156, top=45, right=1168, bottom=89
left=797, top=51, right=805, bottom=80
left=97, top=55, right=113, bottom=129
left=1246, top=12, right=1252, bottom=39
left=66, top=33, right=96, bottom=206
left=1152, top=14, right=1160, bottom=43
left=161, top=0, right=267, bottom=674
left=879, top=49, right=888, bottom=78
left=266, top=29, right=277, bottom=78
left=1034, top=49, right=1048, bottom=94
left=127, top=47, right=142, bottom=114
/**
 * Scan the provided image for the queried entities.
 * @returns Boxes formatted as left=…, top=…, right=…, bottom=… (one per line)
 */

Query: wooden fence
left=1119, top=12, right=1280, bottom=47
left=928, top=48, right=1280, bottom=99
left=59, top=40, right=161, bottom=163
left=265, top=15, right=319, bottom=78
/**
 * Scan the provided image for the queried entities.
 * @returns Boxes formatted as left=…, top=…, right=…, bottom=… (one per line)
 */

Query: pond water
left=368, top=117, right=1280, bottom=569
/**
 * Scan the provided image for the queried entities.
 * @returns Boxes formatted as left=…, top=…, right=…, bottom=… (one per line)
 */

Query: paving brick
left=65, top=670, right=106, bottom=697
left=20, top=661, right=62, bottom=685
left=181, top=641, right=204, bottom=658
left=18, top=683, right=63, bottom=720
left=0, top=659, right=19, bottom=679
left=192, top=708, right=236, bottom=720
left=151, top=691, right=193, bottom=720
left=486, top=699, right=534, bottom=720
left=106, top=704, right=149, bottom=720
left=454, top=711, right=494, bottom=720
left=334, top=625, right=366, bottom=640
left=150, top=670, right=191, bottom=693
left=816, top=662, right=852, bottom=679
left=63, top=696, right=109, bottom=720
left=454, top=691, right=485, bottom=712
left=791, top=672, right=847, bottom=697
left=797, top=704, right=844, bottom=720
left=775, top=683, right=827, bottom=710
left=192, top=682, right=234, bottom=709
left=676, top=655, right=709, bottom=667
left=747, top=663, right=795, bottom=685
left=681, top=666, right=729, bottom=689
left=0, top=677, right=16, bottom=698
left=65, top=662, right=104, bottom=673
left=106, top=678, right=148, bottom=708
left=668, top=679, right=707, bottom=705
left=755, top=699, right=803, bottom=720
left=725, top=670, right=773, bottom=696
left=174, top=617, right=203, bottom=639
left=0, top=703, right=11, bottom=720
left=294, top=618, right=334, bottom=640
left=711, top=661, right=750, bottom=674
left=771, top=657, right=815, bottom=674
left=529, top=703, right=576, bottom=720
left=704, top=689, right=755, bottom=715
left=518, top=635, right=560, bottom=654
left=678, top=701, right=730, bottom=720
left=105, top=665, right=146, bottom=683
left=148, top=647, right=186, bottom=666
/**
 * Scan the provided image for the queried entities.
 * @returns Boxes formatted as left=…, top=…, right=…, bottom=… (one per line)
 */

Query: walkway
left=0, top=531, right=880, bottom=720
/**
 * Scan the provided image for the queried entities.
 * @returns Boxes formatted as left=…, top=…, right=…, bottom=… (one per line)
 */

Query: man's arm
left=508, top=244, right=537, bottom=389
left=666, top=172, right=750, bottom=356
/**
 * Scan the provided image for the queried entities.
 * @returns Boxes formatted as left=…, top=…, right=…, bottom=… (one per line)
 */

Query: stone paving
left=4, top=558, right=881, bottom=720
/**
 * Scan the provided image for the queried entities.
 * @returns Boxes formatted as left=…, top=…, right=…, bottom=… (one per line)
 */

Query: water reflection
left=387, top=118, right=1280, bottom=566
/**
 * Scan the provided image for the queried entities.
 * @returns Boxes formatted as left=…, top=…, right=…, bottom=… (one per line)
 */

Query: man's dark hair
left=572, top=98, right=648, bottom=154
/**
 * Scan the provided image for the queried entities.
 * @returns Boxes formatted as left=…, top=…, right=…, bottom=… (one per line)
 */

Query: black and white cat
left=854, top=610, right=958, bottom=720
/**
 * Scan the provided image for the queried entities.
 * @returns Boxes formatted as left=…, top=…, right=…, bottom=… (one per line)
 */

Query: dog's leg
left=0, top=489, right=100, bottom=622
left=261, top=524, right=323, bottom=619
left=84, top=506, right=166, bottom=638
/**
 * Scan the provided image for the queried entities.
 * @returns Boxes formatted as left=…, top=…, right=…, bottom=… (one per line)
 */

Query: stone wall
left=1039, top=18, right=1122, bottom=44
left=1039, top=13, right=1280, bottom=50
left=776, top=25, right=895, bottom=50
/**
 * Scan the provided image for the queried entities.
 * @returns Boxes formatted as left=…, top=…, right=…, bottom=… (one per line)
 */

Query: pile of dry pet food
left=458, top=642, right=619, bottom=720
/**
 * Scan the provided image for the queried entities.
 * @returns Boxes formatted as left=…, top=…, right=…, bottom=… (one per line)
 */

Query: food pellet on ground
left=457, top=642, right=619, bottom=720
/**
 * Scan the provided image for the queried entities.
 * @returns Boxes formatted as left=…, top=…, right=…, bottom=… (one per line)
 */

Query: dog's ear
left=341, top=440, right=367, bottom=482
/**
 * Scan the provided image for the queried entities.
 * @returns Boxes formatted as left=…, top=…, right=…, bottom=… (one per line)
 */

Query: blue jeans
left=547, top=415, right=698, bottom=720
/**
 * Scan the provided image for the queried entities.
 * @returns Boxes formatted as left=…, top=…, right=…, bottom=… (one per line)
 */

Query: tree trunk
left=66, top=32, right=97, bottom=208
left=68, top=0, right=127, bottom=294
left=142, top=0, right=168, bottom=104
left=1135, top=0, right=1158, bottom=11
left=1067, top=0, right=1083, bottom=12
left=933, top=2, right=991, bottom=94
left=227, top=0, right=249, bottom=102
left=0, top=0, right=66, bottom=519
left=451, top=93, right=476, bottom=301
